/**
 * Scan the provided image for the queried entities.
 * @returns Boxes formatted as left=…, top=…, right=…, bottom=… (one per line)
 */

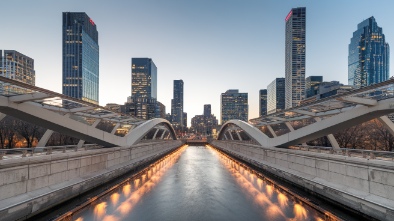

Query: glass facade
left=0, top=50, right=35, bottom=86
left=171, top=80, right=184, bottom=128
left=285, top=7, right=306, bottom=109
left=306, top=76, right=323, bottom=98
left=259, top=89, right=267, bottom=116
left=267, top=78, right=285, bottom=115
left=348, top=17, right=389, bottom=87
left=131, top=58, right=157, bottom=99
left=62, top=12, right=99, bottom=104
left=220, top=89, right=248, bottom=125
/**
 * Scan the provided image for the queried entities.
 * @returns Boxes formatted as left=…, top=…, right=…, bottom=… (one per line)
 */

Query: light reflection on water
left=66, top=145, right=328, bottom=221
left=71, top=145, right=187, bottom=221
left=207, top=145, right=325, bottom=221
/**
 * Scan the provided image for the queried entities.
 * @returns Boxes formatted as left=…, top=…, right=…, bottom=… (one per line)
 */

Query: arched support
left=236, top=131, right=242, bottom=141
left=78, top=119, right=101, bottom=148
left=125, top=118, right=176, bottom=146
left=267, top=125, right=277, bottom=138
left=314, top=117, right=340, bottom=149
left=111, top=123, right=121, bottom=134
left=218, top=99, right=394, bottom=148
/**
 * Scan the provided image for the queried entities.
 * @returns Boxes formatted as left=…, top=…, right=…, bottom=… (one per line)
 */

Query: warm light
left=277, top=193, right=289, bottom=208
left=122, top=184, right=131, bottom=197
left=110, top=192, right=120, bottom=206
left=294, top=203, right=308, bottom=220
left=93, top=202, right=107, bottom=220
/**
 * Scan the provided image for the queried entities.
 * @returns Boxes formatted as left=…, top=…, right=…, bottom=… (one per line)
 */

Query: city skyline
left=2, top=1, right=394, bottom=125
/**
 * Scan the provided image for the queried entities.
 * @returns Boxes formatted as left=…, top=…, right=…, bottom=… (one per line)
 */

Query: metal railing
left=0, top=144, right=102, bottom=160
left=291, top=145, right=394, bottom=161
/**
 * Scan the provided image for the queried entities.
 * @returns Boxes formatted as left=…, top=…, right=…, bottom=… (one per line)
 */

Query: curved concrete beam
left=218, top=99, right=394, bottom=148
left=218, top=120, right=270, bottom=146
left=125, top=118, right=176, bottom=146
left=0, top=96, right=176, bottom=147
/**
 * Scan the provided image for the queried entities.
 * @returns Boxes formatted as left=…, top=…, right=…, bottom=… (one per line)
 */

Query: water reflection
left=207, top=145, right=325, bottom=221
left=64, top=145, right=329, bottom=221
left=71, top=145, right=187, bottom=221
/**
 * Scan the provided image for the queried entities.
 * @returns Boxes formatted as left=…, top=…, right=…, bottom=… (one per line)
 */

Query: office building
left=131, top=58, right=157, bottom=99
left=259, top=89, right=267, bottom=116
left=348, top=16, right=389, bottom=87
left=191, top=104, right=218, bottom=135
left=306, top=76, right=323, bottom=98
left=301, top=81, right=355, bottom=104
left=220, top=89, right=248, bottom=124
left=204, top=104, right=211, bottom=117
left=267, top=78, right=285, bottom=114
left=171, top=80, right=184, bottom=128
left=285, top=7, right=306, bottom=109
left=62, top=12, right=99, bottom=104
left=157, top=101, right=166, bottom=118
left=0, top=50, right=35, bottom=86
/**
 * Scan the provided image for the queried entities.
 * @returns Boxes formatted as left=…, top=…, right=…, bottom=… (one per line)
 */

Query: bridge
left=0, top=76, right=393, bottom=220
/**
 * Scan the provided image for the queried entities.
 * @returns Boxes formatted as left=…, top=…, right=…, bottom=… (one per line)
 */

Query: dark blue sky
left=2, top=0, right=393, bottom=124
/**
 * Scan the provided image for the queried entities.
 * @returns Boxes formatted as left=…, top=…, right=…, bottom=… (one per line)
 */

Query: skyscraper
left=62, top=12, right=99, bottom=104
left=131, top=58, right=157, bottom=99
left=126, top=58, right=158, bottom=120
left=0, top=50, right=35, bottom=86
left=267, top=78, right=285, bottom=114
left=285, top=7, right=306, bottom=109
left=348, top=16, right=389, bottom=87
left=204, top=104, right=211, bottom=117
left=220, top=89, right=248, bottom=125
left=259, top=89, right=267, bottom=116
left=171, top=80, right=184, bottom=128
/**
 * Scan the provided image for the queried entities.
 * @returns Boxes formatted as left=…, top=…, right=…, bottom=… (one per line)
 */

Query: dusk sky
left=2, top=0, right=394, bottom=125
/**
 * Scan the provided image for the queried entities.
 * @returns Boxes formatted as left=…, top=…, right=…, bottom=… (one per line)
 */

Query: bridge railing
left=291, top=145, right=394, bottom=161
left=0, top=144, right=103, bottom=160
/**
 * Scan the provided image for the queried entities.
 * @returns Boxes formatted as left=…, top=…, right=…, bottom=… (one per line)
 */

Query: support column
left=315, top=117, right=340, bottom=149
left=0, top=113, right=6, bottom=121
left=228, top=131, right=234, bottom=140
left=37, top=113, right=71, bottom=147
left=236, top=131, right=242, bottom=141
left=267, top=125, right=277, bottom=138
left=285, top=122, right=307, bottom=146
left=153, top=129, right=160, bottom=139
left=378, top=116, right=394, bottom=136
left=111, top=123, right=121, bottom=134
left=37, top=130, right=54, bottom=147
left=78, top=119, right=101, bottom=148
left=160, top=130, right=167, bottom=139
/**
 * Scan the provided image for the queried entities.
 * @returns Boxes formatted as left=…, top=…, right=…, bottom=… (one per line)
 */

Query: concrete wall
left=211, top=140, right=394, bottom=221
left=0, top=140, right=183, bottom=221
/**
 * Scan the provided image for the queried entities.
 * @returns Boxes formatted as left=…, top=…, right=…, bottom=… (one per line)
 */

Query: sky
left=2, top=0, right=394, bottom=126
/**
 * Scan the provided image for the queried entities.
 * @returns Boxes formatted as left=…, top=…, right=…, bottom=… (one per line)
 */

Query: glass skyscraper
left=0, top=50, right=35, bottom=86
left=285, top=7, right=306, bottom=109
left=171, top=80, right=184, bottom=128
left=62, top=12, right=99, bottom=104
left=129, top=58, right=157, bottom=120
left=259, top=89, right=267, bottom=116
left=220, top=89, right=248, bottom=125
left=131, top=58, right=157, bottom=99
left=348, top=17, right=389, bottom=87
left=267, top=78, right=285, bottom=115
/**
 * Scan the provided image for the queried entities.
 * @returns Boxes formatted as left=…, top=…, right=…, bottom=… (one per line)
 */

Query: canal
left=55, top=145, right=336, bottom=221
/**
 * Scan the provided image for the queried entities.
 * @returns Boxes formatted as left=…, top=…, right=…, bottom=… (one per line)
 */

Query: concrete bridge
left=0, top=77, right=394, bottom=220
left=212, top=79, right=394, bottom=221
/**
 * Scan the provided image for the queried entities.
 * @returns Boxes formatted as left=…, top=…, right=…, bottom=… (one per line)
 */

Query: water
left=68, top=146, right=325, bottom=221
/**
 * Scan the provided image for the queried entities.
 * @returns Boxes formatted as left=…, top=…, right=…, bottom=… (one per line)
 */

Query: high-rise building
left=220, top=89, right=248, bottom=124
left=0, top=50, right=35, bottom=86
left=348, top=16, right=389, bottom=87
left=131, top=58, right=157, bottom=99
left=157, top=101, right=166, bottom=118
left=306, top=76, right=323, bottom=98
left=259, top=89, right=267, bottom=116
left=171, top=80, right=184, bottom=128
left=124, top=58, right=159, bottom=120
left=204, top=104, right=211, bottom=117
left=62, top=12, right=99, bottom=104
left=267, top=78, right=286, bottom=114
left=285, top=7, right=306, bottom=109
left=183, top=112, right=187, bottom=129
left=301, top=81, right=355, bottom=105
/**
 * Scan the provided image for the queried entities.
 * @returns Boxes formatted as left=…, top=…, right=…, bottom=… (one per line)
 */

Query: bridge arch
left=217, top=120, right=269, bottom=147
